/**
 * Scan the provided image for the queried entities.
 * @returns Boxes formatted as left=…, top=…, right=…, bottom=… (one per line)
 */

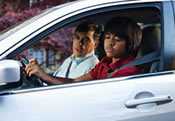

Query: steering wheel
left=19, top=57, right=44, bottom=88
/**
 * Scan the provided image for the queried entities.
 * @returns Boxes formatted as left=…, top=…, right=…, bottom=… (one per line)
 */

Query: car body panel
left=0, top=72, right=175, bottom=121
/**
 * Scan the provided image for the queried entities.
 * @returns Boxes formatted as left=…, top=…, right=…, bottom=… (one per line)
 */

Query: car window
left=19, top=26, right=74, bottom=73
left=10, top=3, right=162, bottom=89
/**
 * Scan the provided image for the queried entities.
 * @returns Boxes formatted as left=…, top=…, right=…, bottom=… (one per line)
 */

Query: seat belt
left=107, top=51, right=160, bottom=78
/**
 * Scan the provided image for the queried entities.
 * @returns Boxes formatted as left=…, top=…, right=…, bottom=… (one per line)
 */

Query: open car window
left=10, top=3, right=162, bottom=89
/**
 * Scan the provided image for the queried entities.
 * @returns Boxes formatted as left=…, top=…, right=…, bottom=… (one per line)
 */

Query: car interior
left=71, top=7, right=161, bottom=74
left=10, top=6, right=162, bottom=89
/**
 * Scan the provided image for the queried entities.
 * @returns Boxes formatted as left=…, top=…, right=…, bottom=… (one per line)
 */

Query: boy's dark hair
left=104, top=16, right=142, bottom=55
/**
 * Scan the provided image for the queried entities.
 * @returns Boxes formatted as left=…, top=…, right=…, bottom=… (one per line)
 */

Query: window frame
left=6, top=1, right=165, bottom=90
left=162, top=1, right=175, bottom=70
left=7, top=2, right=162, bottom=58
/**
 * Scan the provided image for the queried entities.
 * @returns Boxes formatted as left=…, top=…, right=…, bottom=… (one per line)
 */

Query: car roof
left=62, top=0, right=165, bottom=7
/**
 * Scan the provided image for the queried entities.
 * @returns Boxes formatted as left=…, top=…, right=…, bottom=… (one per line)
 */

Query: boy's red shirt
left=90, top=55, right=143, bottom=80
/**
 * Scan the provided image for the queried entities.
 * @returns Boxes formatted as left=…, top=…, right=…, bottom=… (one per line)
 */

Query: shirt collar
left=100, top=55, right=135, bottom=70
left=71, top=51, right=94, bottom=64
left=109, top=55, right=135, bottom=70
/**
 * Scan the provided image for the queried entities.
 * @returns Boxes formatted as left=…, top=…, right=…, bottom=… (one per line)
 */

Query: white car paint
left=0, top=0, right=174, bottom=121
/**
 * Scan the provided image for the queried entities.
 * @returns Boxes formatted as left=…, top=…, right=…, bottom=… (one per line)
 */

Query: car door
left=0, top=71, right=175, bottom=121
left=0, top=0, right=175, bottom=121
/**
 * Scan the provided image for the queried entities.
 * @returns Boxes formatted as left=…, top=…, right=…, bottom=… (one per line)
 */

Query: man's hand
left=25, top=59, right=46, bottom=78
left=25, top=59, right=73, bottom=85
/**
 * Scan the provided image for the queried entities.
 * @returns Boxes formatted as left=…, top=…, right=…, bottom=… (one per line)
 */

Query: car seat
left=107, top=24, right=161, bottom=78
left=137, top=24, right=161, bottom=73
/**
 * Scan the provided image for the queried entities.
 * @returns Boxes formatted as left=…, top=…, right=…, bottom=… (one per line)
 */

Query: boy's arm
left=41, top=73, right=74, bottom=85
left=74, top=73, right=93, bottom=82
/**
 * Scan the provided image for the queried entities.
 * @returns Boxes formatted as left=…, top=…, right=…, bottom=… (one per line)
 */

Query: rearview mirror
left=0, top=60, right=21, bottom=85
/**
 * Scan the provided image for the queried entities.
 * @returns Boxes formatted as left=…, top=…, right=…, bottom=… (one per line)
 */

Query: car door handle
left=125, top=95, right=173, bottom=108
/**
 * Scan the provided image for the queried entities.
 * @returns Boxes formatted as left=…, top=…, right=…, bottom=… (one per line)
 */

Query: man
left=25, top=21, right=99, bottom=83
left=26, top=17, right=143, bottom=84
left=53, top=22, right=99, bottom=78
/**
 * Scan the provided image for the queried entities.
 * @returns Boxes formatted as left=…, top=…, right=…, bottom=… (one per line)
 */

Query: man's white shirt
left=53, top=52, right=99, bottom=78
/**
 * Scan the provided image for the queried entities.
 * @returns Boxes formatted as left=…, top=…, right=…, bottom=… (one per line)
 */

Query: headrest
left=140, top=24, right=161, bottom=55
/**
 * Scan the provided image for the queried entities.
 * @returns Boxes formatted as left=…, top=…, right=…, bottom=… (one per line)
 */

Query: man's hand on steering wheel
left=22, top=58, right=45, bottom=87
left=25, top=59, right=46, bottom=78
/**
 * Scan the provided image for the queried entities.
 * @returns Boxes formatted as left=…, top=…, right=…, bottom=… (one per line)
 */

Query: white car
left=0, top=0, right=175, bottom=121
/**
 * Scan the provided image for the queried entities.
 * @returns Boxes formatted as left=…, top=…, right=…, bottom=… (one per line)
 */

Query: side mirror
left=0, top=60, right=21, bottom=86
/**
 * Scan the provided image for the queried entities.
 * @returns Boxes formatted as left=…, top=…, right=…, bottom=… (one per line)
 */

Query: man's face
left=72, top=32, right=94, bottom=57
left=104, top=33, right=126, bottom=58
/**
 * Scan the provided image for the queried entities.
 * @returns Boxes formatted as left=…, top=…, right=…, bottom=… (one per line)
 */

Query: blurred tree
left=0, top=0, right=66, bottom=31
left=0, top=0, right=74, bottom=69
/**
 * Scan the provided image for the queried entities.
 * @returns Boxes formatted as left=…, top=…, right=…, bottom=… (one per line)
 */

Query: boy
left=75, top=16, right=142, bottom=81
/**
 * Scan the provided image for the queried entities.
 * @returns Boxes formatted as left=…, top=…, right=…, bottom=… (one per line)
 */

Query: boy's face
left=104, top=33, right=126, bottom=58
left=72, top=32, right=94, bottom=57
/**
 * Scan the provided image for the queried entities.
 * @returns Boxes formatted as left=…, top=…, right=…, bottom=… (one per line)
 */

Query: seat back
left=138, top=24, right=161, bottom=72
